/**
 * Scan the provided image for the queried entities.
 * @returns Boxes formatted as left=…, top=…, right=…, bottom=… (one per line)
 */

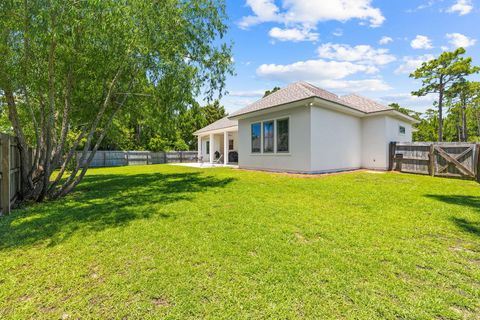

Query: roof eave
left=193, top=125, right=239, bottom=136
left=365, top=109, right=419, bottom=124
left=312, top=97, right=367, bottom=117
left=228, top=97, right=315, bottom=120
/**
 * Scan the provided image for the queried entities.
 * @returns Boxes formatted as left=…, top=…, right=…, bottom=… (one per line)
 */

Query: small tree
left=410, top=48, right=479, bottom=141
left=202, top=101, right=227, bottom=124
left=389, top=103, right=421, bottom=120
left=263, top=86, right=281, bottom=97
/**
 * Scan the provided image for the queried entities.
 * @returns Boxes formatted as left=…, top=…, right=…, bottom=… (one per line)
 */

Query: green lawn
left=0, top=165, right=479, bottom=319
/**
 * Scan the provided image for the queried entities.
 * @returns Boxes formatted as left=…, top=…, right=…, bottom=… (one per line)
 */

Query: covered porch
left=193, top=117, right=239, bottom=165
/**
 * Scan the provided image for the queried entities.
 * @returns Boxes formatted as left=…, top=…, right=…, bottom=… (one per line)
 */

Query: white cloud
left=238, top=0, right=280, bottom=28
left=406, top=0, right=433, bottom=12
left=317, top=43, right=396, bottom=65
left=379, top=36, right=393, bottom=45
left=316, top=79, right=391, bottom=92
left=447, top=0, right=473, bottom=15
left=256, top=59, right=378, bottom=83
left=228, top=90, right=265, bottom=97
left=332, top=29, right=343, bottom=37
left=221, top=96, right=258, bottom=112
left=239, top=0, right=385, bottom=29
left=379, top=93, right=436, bottom=112
left=411, top=35, right=433, bottom=49
left=269, top=27, right=319, bottom=42
left=255, top=41, right=397, bottom=91
left=446, top=33, right=477, bottom=48
left=395, top=54, right=434, bottom=74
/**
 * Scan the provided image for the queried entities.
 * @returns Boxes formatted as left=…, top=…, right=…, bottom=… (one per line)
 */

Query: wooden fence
left=0, top=133, right=29, bottom=215
left=389, top=142, right=480, bottom=181
left=78, top=150, right=198, bottom=168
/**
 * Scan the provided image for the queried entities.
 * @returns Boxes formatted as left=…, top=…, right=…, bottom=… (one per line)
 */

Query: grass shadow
left=425, top=194, right=480, bottom=236
left=0, top=171, right=235, bottom=249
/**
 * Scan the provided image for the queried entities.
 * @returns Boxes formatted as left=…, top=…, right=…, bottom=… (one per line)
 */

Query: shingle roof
left=194, top=116, right=237, bottom=135
left=229, top=81, right=392, bottom=118
left=340, top=94, right=391, bottom=113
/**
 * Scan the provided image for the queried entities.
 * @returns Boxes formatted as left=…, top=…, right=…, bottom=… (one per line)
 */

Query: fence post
left=126, top=151, right=129, bottom=166
left=1, top=134, right=11, bottom=215
left=179, top=151, right=183, bottom=163
left=476, top=144, right=480, bottom=183
left=164, top=151, right=167, bottom=164
left=388, top=142, right=396, bottom=171
left=429, top=143, right=435, bottom=177
left=147, top=152, right=150, bottom=165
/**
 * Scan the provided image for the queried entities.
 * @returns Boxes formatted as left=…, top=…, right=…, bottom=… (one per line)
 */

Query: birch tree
left=0, top=0, right=233, bottom=202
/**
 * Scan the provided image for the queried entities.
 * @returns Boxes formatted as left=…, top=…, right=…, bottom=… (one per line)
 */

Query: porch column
left=209, top=133, right=214, bottom=163
left=224, top=131, right=228, bottom=165
left=197, top=135, right=201, bottom=161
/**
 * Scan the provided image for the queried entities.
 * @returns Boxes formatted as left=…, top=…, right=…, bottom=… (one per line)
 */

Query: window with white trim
left=399, top=125, right=406, bottom=135
left=263, top=121, right=274, bottom=153
left=276, top=118, right=289, bottom=152
left=251, top=123, right=261, bottom=153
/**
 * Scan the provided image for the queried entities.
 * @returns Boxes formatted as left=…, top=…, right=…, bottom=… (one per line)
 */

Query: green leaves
left=0, top=0, right=234, bottom=199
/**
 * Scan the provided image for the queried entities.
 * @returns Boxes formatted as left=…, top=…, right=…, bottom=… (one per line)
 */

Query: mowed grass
left=0, top=165, right=479, bottom=319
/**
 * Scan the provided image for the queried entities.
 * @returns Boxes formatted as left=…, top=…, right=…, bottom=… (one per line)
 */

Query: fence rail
left=78, top=150, right=198, bottom=168
left=389, top=142, right=480, bottom=181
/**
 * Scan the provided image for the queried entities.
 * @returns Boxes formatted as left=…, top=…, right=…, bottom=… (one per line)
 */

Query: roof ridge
left=295, top=81, right=317, bottom=97
left=299, top=81, right=337, bottom=97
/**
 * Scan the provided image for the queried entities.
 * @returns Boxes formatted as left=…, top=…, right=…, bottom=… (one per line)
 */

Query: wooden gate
left=389, top=142, right=480, bottom=181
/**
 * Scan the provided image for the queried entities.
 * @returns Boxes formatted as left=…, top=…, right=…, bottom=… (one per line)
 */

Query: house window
left=229, top=139, right=234, bottom=150
left=206, top=141, right=210, bottom=154
left=399, top=125, right=406, bottom=135
left=276, top=118, right=289, bottom=152
left=263, top=121, right=274, bottom=153
left=251, top=123, right=261, bottom=153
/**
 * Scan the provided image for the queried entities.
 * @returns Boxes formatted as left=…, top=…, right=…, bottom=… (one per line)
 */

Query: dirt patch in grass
left=152, top=297, right=172, bottom=307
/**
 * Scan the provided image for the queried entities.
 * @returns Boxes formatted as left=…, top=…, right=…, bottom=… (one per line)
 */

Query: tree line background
left=3, top=48, right=477, bottom=155
left=393, top=48, right=479, bottom=142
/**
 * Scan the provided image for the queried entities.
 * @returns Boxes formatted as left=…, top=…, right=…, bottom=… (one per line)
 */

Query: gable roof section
left=229, top=81, right=392, bottom=118
left=194, top=116, right=237, bottom=135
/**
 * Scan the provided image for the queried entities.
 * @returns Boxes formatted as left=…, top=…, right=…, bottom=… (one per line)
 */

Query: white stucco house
left=194, top=82, right=417, bottom=173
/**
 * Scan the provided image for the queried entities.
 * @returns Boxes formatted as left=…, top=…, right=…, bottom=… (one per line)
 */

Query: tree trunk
left=461, top=103, right=468, bottom=142
left=38, top=35, right=57, bottom=202
left=438, top=79, right=444, bottom=142
left=476, top=110, right=480, bottom=137
left=3, top=89, right=35, bottom=198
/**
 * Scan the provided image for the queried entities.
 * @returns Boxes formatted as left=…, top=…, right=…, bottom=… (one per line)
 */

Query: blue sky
left=219, top=0, right=478, bottom=113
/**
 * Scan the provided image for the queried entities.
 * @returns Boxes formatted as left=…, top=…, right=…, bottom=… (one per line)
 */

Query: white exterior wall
left=386, top=116, right=412, bottom=143
left=361, top=116, right=413, bottom=170
left=310, top=106, right=362, bottom=172
left=237, top=106, right=311, bottom=172
left=361, top=116, right=387, bottom=170
left=229, top=131, right=239, bottom=151
left=234, top=105, right=413, bottom=173
left=199, top=135, right=221, bottom=160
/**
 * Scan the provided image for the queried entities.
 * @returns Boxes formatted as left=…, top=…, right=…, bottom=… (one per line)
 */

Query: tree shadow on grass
left=0, top=171, right=235, bottom=249
left=424, top=194, right=480, bottom=236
